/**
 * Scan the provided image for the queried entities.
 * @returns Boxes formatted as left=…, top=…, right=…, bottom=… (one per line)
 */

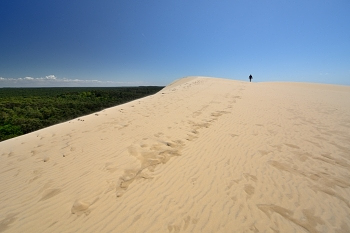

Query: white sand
left=1, top=77, right=350, bottom=232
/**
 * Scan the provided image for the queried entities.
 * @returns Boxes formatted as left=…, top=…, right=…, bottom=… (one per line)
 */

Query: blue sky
left=1, top=0, right=349, bottom=87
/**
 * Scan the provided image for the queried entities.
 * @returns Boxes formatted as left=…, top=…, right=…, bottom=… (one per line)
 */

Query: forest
left=0, top=86, right=163, bottom=141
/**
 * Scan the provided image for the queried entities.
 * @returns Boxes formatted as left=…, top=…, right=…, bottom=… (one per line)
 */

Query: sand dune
left=1, top=77, right=350, bottom=233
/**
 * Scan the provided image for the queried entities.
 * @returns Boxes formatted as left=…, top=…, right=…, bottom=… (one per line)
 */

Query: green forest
left=0, top=86, right=163, bottom=141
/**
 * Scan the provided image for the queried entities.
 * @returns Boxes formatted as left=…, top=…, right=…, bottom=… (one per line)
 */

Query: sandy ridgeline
left=1, top=77, right=350, bottom=233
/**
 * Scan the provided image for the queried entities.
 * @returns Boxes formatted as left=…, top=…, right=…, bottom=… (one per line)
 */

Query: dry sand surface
left=1, top=77, right=350, bottom=233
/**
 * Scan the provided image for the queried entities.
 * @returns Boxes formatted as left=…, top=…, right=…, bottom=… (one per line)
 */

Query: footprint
left=154, top=132, right=164, bottom=138
left=244, top=184, right=255, bottom=197
left=28, top=168, right=43, bottom=183
left=0, top=213, right=18, bottom=232
left=285, top=143, right=300, bottom=149
left=258, top=150, right=270, bottom=156
left=71, top=200, right=91, bottom=216
left=243, top=173, right=258, bottom=183
left=117, top=140, right=185, bottom=197
left=186, top=133, right=198, bottom=141
left=116, top=169, right=141, bottom=197
left=183, top=216, right=191, bottom=230
left=39, top=189, right=61, bottom=201
left=30, top=150, right=38, bottom=156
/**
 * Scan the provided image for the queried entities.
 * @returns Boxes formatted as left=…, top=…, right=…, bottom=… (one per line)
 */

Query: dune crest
left=1, top=77, right=350, bottom=232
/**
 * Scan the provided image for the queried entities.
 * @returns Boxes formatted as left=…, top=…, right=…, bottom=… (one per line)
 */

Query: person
left=249, top=74, right=253, bottom=82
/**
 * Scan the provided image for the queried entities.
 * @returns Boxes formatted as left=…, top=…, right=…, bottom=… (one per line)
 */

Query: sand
left=1, top=77, right=350, bottom=233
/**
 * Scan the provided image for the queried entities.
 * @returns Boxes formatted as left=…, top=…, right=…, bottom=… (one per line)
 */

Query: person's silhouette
left=249, top=74, right=253, bottom=82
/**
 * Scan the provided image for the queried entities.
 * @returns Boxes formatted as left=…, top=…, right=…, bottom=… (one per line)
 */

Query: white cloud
left=0, top=75, right=141, bottom=87
left=45, top=75, right=57, bottom=80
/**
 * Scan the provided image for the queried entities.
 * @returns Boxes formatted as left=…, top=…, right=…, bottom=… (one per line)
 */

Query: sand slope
left=1, top=77, right=350, bottom=233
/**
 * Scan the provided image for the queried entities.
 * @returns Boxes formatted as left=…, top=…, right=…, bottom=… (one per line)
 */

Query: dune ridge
left=1, top=77, right=350, bottom=232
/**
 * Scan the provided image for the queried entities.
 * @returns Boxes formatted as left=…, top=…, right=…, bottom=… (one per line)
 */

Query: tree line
left=0, top=86, right=163, bottom=141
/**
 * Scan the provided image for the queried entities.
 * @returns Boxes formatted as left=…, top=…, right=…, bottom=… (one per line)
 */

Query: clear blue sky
left=1, top=0, right=349, bottom=87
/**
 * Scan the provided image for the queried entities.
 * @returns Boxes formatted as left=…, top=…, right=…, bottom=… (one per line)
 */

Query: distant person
left=249, top=74, right=253, bottom=82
